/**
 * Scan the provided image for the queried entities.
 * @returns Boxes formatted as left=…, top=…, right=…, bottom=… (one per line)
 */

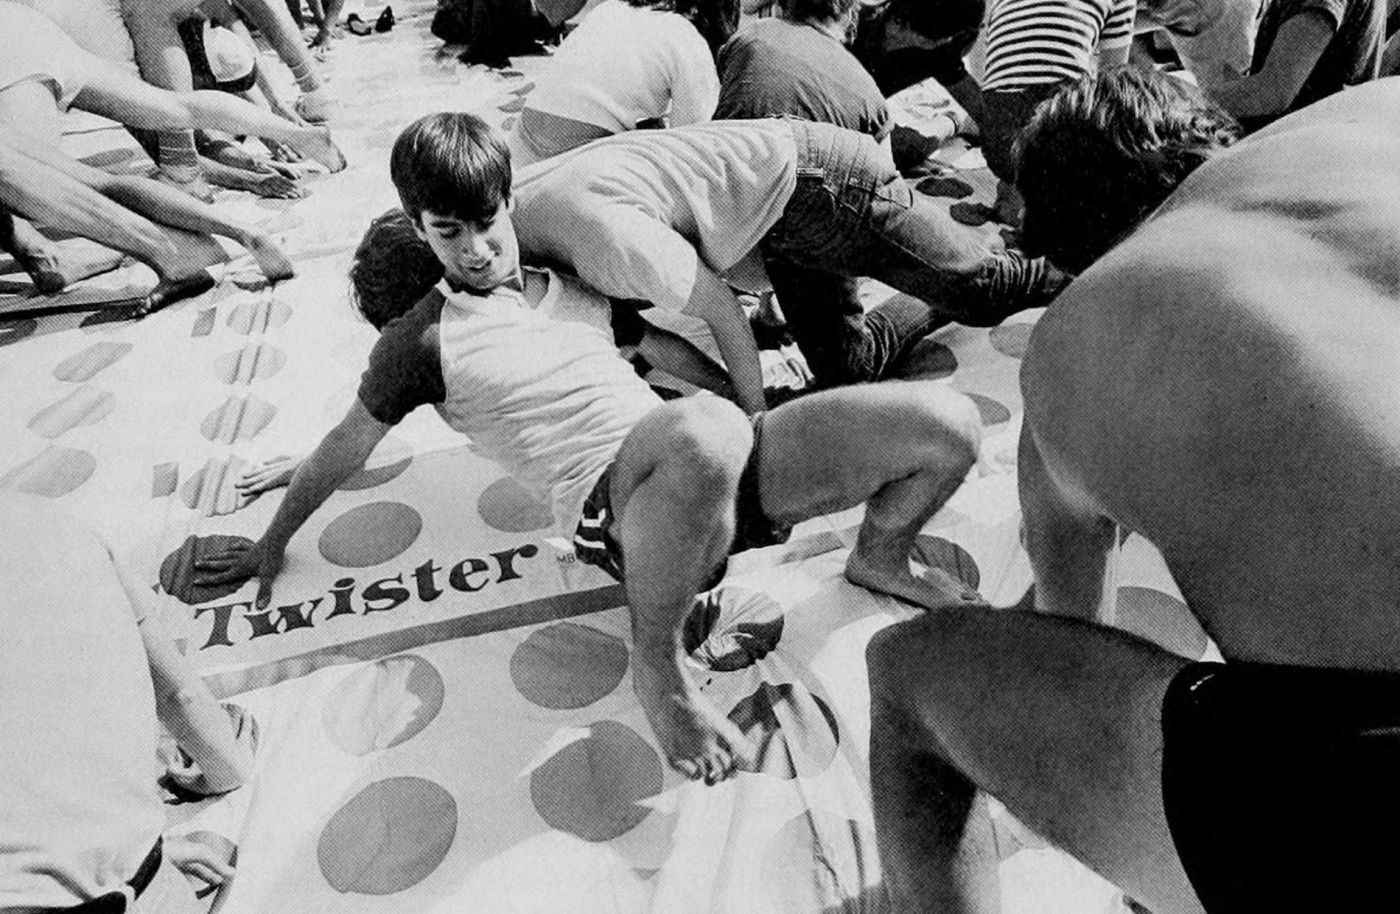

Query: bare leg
left=867, top=604, right=1204, bottom=914
left=1017, top=425, right=1121, bottom=622
left=758, top=381, right=984, bottom=608
left=608, top=396, right=759, bottom=783
left=119, top=0, right=213, bottom=196
left=72, top=56, right=346, bottom=172
left=0, top=209, right=127, bottom=293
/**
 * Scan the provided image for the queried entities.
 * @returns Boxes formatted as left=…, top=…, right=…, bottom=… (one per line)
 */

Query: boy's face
left=414, top=200, right=520, bottom=293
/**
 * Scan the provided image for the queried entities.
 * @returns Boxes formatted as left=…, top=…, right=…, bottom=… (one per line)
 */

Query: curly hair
left=624, top=0, right=740, bottom=53
left=348, top=209, right=445, bottom=330
left=1015, top=66, right=1242, bottom=275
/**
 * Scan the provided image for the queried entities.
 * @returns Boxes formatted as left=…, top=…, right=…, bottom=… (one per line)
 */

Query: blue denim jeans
left=761, top=119, right=1065, bottom=387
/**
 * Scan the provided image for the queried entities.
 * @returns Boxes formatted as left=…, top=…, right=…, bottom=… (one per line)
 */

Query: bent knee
left=648, top=397, right=754, bottom=491
left=899, top=386, right=982, bottom=472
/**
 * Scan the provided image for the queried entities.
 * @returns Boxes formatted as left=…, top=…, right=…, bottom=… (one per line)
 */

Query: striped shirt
left=982, top=0, right=1137, bottom=91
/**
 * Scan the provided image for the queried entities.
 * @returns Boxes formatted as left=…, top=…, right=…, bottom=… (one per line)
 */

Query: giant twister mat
left=0, top=3, right=1214, bottom=911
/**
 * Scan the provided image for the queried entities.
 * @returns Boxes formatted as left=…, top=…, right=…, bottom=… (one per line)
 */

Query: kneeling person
left=197, top=113, right=985, bottom=785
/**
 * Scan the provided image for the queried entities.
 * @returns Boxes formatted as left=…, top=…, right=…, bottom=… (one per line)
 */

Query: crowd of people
left=5, top=0, right=1400, bottom=911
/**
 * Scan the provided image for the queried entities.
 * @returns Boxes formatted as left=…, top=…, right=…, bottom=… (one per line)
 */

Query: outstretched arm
left=112, top=555, right=254, bottom=794
left=196, top=399, right=391, bottom=608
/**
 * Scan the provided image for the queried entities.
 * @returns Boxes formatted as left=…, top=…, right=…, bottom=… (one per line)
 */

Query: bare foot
left=293, top=125, right=347, bottom=173
left=845, top=549, right=986, bottom=610
left=243, top=234, right=295, bottom=282
left=632, top=644, right=754, bottom=785
left=152, top=227, right=230, bottom=283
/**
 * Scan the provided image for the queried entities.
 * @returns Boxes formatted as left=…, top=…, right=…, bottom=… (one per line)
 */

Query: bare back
left=1023, top=78, right=1400, bottom=668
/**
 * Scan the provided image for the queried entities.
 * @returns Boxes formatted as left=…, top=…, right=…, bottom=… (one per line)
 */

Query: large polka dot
left=180, top=455, right=253, bottom=516
left=897, top=337, right=958, bottom=380
left=963, top=391, right=1011, bottom=426
left=200, top=395, right=277, bottom=444
left=27, top=386, right=115, bottom=438
left=915, top=175, right=974, bottom=199
left=319, top=501, right=423, bottom=567
left=530, top=721, right=663, bottom=841
left=1116, top=586, right=1209, bottom=659
left=324, top=655, right=445, bottom=755
left=511, top=623, right=629, bottom=709
left=211, top=344, right=287, bottom=384
left=477, top=476, right=553, bottom=532
left=318, top=777, right=457, bottom=895
left=225, top=298, right=291, bottom=335
left=339, top=435, right=414, bottom=491
left=159, top=534, right=257, bottom=605
left=989, top=323, right=1035, bottom=359
left=683, top=587, right=785, bottom=672
left=54, top=341, right=133, bottom=381
left=762, top=811, right=884, bottom=914
left=0, top=446, right=96, bottom=497
left=0, top=318, right=37, bottom=346
left=911, top=534, right=981, bottom=590
left=729, top=682, right=839, bottom=779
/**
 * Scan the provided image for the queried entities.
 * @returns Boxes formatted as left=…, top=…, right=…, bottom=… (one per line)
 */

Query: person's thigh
left=755, top=380, right=979, bottom=523
left=870, top=605, right=1205, bottom=913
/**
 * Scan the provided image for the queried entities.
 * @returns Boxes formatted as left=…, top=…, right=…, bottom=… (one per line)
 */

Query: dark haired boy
left=198, top=112, right=987, bottom=785
left=869, top=73, right=1400, bottom=913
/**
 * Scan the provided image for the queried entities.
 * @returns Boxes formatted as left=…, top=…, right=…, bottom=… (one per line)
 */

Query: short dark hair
left=349, top=209, right=444, bottom=330
left=779, top=0, right=857, bottom=25
left=1015, top=66, right=1241, bottom=274
left=389, top=112, right=512, bottom=227
left=625, top=0, right=739, bottom=53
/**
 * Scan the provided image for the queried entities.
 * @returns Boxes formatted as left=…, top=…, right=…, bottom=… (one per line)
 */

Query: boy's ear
left=505, top=196, right=516, bottom=215
left=409, top=217, right=430, bottom=242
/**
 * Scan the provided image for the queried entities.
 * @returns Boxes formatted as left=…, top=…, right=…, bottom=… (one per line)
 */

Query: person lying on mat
left=0, top=1, right=342, bottom=294
left=0, top=493, right=258, bottom=911
left=195, top=112, right=987, bottom=786
left=511, top=114, right=1068, bottom=413
left=868, top=68, right=1400, bottom=914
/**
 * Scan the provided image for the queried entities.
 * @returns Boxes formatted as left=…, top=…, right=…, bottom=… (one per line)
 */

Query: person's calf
left=846, top=393, right=982, bottom=608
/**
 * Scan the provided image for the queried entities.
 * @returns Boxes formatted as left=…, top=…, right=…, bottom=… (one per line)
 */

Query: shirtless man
left=868, top=68, right=1400, bottom=913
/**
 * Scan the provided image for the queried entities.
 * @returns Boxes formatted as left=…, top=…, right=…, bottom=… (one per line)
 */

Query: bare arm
left=1209, top=12, right=1335, bottom=118
left=113, top=556, right=254, bottom=794
left=682, top=262, right=767, bottom=413
left=195, top=400, right=391, bottom=608
left=635, top=322, right=738, bottom=401
left=1017, top=422, right=1120, bottom=623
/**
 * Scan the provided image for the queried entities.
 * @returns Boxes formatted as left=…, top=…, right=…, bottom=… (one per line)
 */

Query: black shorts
left=572, top=411, right=793, bottom=592
left=1161, top=660, right=1400, bottom=913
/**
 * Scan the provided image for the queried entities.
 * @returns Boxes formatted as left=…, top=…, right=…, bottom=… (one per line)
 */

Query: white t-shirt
left=526, top=0, right=720, bottom=134
left=0, top=495, right=162, bottom=909
left=512, top=119, right=798, bottom=312
left=358, top=268, right=663, bottom=534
